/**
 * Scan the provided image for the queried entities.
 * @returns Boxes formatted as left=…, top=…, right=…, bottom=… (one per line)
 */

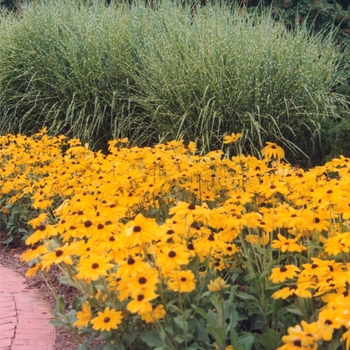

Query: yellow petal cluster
left=1, top=131, right=350, bottom=349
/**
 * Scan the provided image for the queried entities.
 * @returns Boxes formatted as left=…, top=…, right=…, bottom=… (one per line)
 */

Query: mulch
left=0, top=231, right=80, bottom=350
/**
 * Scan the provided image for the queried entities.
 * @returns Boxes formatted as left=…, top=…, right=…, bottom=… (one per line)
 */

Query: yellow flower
left=123, top=213, right=161, bottom=246
left=74, top=302, right=92, bottom=328
left=128, top=267, right=160, bottom=299
left=262, top=142, right=285, bottom=159
left=139, top=304, right=166, bottom=323
left=207, top=277, right=228, bottom=292
left=91, top=307, right=123, bottom=332
left=41, top=245, right=73, bottom=271
left=126, top=290, right=158, bottom=314
left=223, top=133, right=242, bottom=144
left=272, top=234, right=306, bottom=253
left=278, top=321, right=320, bottom=350
left=77, top=254, right=114, bottom=281
left=246, top=233, right=269, bottom=246
left=156, top=244, right=190, bottom=273
left=21, top=244, right=48, bottom=262
left=272, top=282, right=314, bottom=300
left=167, top=270, right=196, bottom=293
left=269, top=265, right=300, bottom=284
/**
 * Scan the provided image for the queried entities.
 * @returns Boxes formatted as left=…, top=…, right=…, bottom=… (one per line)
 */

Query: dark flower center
left=127, top=257, right=135, bottom=265
left=104, top=317, right=110, bottom=323
left=137, top=294, right=145, bottom=301
left=188, top=203, right=196, bottom=210
left=139, top=277, right=147, bottom=284
left=56, top=250, right=63, bottom=257
left=280, top=266, right=287, bottom=272
left=133, top=226, right=141, bottom=233
left=181, top=277, right=186, bottom=282
left=92, top=263, right=99, bottom=269
left=84, top=220, right=92, bottom=228
left=168, top=251, right=176, bottom=258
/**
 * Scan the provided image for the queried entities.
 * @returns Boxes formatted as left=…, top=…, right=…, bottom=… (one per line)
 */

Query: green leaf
left=59, top=275, right=78, bottom=288
left=286, top=307, right=303, bottom=316
left=100, top=331, right=113, bottom=341
left=230, top=329, right=239, bottom=350
left=140, top=331, right=171, bottom=349
left=174, top=315, right=187, bottom=330
left=174, top=334, right=185, bottom=344
left=66, top=309, right=77, bottom=324
left=123, top=330, right=140, bottom=345
left=236, top=292, right=258, bottom=301
left=259, top=329, right=281, bottom=350
left=49, top=319, right=67, bottom=327
left=239, top=334, right=255, bottom=350
left=192, top=318, right=210, bottom=343
left=193, top=306, right=213, bottom=323
left=206, top=326, right=226, bottom=347
left=102, top=345, right=119, bottom=350
left=77, top=344, right=89, bottom=350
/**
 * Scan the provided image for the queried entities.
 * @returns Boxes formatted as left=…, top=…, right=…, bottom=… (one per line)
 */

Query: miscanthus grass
left=0, top=0, right=348, bottom=157
left=1, top=130, right=350, bottom=349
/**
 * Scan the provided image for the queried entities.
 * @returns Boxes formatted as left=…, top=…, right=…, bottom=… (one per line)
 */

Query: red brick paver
left=0, top=264, right=55, bottom=350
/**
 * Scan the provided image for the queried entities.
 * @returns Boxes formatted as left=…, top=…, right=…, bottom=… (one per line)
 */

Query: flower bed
left=1, top=130, right=349, bottom=350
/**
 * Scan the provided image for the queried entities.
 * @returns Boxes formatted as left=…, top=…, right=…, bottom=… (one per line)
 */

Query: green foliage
left=0, top=0, right=349, bottom=163
left=0, top=195, right=33, bottom=247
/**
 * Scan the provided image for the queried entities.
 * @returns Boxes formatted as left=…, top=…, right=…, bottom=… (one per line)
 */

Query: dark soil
left=0, top=231, right=80, bottom=350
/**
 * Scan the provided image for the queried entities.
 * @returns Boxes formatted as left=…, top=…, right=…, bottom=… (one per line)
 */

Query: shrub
left=0, top=0, right=349, bottom=162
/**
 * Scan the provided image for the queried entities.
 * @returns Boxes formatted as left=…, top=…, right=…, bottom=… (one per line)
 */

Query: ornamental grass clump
left=1, top=131, right=350, bottom=349
left=0, top=0, right=349, bottom=159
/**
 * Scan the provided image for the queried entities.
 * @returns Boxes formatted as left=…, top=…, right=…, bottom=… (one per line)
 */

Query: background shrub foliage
left=0, top=0, right=349, bottom=165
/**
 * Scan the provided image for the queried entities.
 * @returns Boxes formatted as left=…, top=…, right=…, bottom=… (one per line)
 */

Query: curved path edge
left=0, top=264, right=55, bottom=350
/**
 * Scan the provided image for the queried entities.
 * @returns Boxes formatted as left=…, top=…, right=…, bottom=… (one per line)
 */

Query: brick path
left=0, top=264, right=55, bottom=350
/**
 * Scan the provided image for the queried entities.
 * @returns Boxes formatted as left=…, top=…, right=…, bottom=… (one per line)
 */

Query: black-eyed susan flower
left=262, top=142, right=285, bottom=160
left=318, top=308, right=344, bottom=341
left=20, top=244, right=48, bottom=262
left=269, top=265, right=300, bottom=284
left=74, top=302, right=92, bottom=328
left=167, top=270, right=196, bottom=293
left=324, top=233, right=350, bottom=256
left=207, top=277, right=228, bottom=292
left=272, top=234, right=307, bottom=253
left=123, top=213, right=161, bottom=246
left=139, top=304, right=166, bottom=323
left=272, top=281, right=314, bottom=300
left=246, top=233, right=269, bottom=246
left=126, top=290, right=158, bottom=314
left=156, top=244, right=190, bottom=273
left=41, top=245, right=73, bottom=271
left=91, top=307, right=123, bottom=332
left=77, top=254, right=114, bottom=281
left=223, top=133, right=242, bottom=144
left=128, top=267, right=159, bottom=298
left=278, top=321, right=320, bottom=350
